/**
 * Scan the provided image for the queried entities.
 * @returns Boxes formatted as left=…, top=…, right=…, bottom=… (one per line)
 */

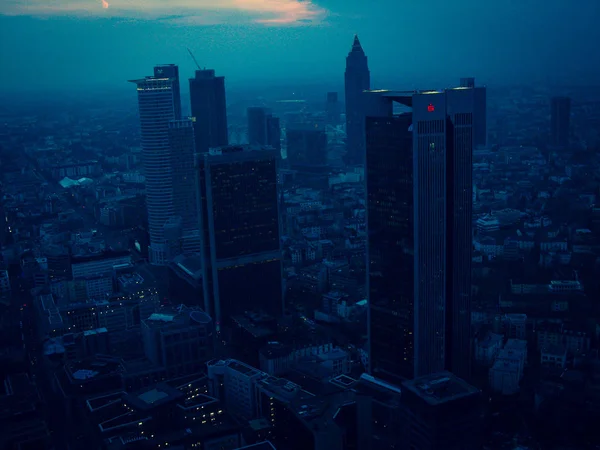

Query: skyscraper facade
left=168, top=119, right=201, bottom=252
left=344, top=35, right=371, bottom=165
left=189, top=69, right=229, bottom=154
left=155, top=64, right=181, bottom=120
left=365, top=88, right=475, bottom=382
left=196, top=146, right=283, bottom=329
left=551, top=96, right=571, bottom=147
left=130, top=75, right=177, bottom=265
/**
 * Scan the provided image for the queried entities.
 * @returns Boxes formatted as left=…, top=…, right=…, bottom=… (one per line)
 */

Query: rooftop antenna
left=186, top=48, right=202, bottom=70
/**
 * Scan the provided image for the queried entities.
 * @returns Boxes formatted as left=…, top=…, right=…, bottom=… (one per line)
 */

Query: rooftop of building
left=231, top=314, right=275, bottom=339
left=235, top=441, right=277, bottom=450
left=402, top=371, right=480, bottom=406
left=204, top=144, right=279, bottom=160
left=171, top=254, right=203, bottom=281
left=65, top=355, right=125, bottom=382
left=208, top=359, right=264, bottom=378
left=142, top=305, right=211, bottom=329
left=541, top=344, right=568, bottom=356
left=123, top=383, right=185, bottom=411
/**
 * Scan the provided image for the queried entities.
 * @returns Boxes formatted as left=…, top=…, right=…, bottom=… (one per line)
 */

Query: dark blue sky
left=0, top=0, right=598, bottom=93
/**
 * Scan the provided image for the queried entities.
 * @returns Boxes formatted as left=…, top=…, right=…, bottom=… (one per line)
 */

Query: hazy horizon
left=1, top=0, right=600, bottom=95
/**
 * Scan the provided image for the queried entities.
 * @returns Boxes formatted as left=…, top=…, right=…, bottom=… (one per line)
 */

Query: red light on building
left=427, top=104, right=435, bottom=112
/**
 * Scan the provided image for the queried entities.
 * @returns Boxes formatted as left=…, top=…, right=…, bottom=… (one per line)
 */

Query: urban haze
left=0, top=1, right=600, bottom=450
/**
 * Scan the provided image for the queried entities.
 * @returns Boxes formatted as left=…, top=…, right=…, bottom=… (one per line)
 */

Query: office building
left=141, top=305, right=215, bottom=376
left=248, top=107, right=282, bottom=152
left=344, top=35, right=370, bottom=165
left=130, top=73, right=177, bottom=265
left=189, top=69, right=229, bottom=154
left=551, top=96, right=571, bottom=147
left=401, top=372, right=482, bottom=450
left=154, top=64, right=181, bottom=120
left=131, top=68, right=198, bottom=264
left=365, top=88, right=475, bottom=382
left=460, top=77, right=487, bottom=148
left=326, top=92, right=340, bottom=125
left=196, top=145, right=283, bottom=329
left=168, top=119, right=201, bottom=253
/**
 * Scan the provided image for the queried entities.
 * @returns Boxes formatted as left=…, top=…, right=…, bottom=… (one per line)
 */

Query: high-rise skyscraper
left=130, top=68, right=197, bottom=265
left=460, top=77, right=487, bottom=148
left=189, top=69, right=228, bottom=154
left=155, top=64, right=181, bottom=120
left=196, top=145, right=283, bottom=329
left=365, top=88, right=475, bottom=382
left=130, top=75, right=177, bottom=265
left=344, top=35, right=370, bottom=165
left=551, top=96, right=571, bottom=148
left=168, top=119, right=201, bottom=253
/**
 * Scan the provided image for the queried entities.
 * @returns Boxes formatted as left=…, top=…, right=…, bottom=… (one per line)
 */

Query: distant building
left=189, top=69, right=229, bottom=154
left=248, top=107, right=281, bottom=152
left=344, top=35, right=370, bottom=165
left=248, top=107, right=268, bottom=146
left=326, top=92, right=340, bottom=125
left=286, top=122, right=328, bottom=167
left=551, top=96, right=571, bottom=147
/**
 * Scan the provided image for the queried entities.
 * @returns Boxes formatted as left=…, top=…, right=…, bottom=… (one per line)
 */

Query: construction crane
left=186, top=48, right=203, bottom=70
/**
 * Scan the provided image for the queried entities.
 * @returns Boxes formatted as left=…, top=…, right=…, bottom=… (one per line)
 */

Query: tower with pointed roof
left=344, top=35, right=371, bottom=165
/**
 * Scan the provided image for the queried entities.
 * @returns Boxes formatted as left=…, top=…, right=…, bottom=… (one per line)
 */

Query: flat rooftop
left=124, top=383, right=184, bottom=411
left=402, top=371, right=480, bottom=406
left=235, top=442, right=277, bottom=450
left=67, top=356, right=124, bottom=381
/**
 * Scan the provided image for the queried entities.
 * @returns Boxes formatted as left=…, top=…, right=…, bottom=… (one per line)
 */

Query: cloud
left=0, top=0, right=328, bottom=26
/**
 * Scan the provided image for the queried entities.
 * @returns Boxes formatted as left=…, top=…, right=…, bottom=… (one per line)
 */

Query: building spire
left=352, top=34, right=363, bottom=52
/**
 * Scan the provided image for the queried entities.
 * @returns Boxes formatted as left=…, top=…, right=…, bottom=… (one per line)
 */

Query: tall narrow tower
left=130, top=67, right=198, bottom=265
left=189, top=69, right=229, bottom=154
left=344, top=35, right=370, bottom=165
left=365, top=88, right=474, bottom=382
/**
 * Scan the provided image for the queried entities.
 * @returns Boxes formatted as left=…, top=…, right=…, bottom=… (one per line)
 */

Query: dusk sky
left=1, top=0, right=599, bottom=94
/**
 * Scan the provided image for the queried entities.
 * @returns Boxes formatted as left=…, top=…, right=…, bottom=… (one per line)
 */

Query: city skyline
left=2, top=0, right=600, bottom=92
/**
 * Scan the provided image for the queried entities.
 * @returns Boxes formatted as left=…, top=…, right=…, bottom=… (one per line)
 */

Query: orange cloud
left=0, top=0, right=328, bottom=26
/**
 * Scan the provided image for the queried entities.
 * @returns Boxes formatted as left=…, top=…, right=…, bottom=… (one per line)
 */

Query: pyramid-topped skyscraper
left=344, top=35, right=371, bottom=165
